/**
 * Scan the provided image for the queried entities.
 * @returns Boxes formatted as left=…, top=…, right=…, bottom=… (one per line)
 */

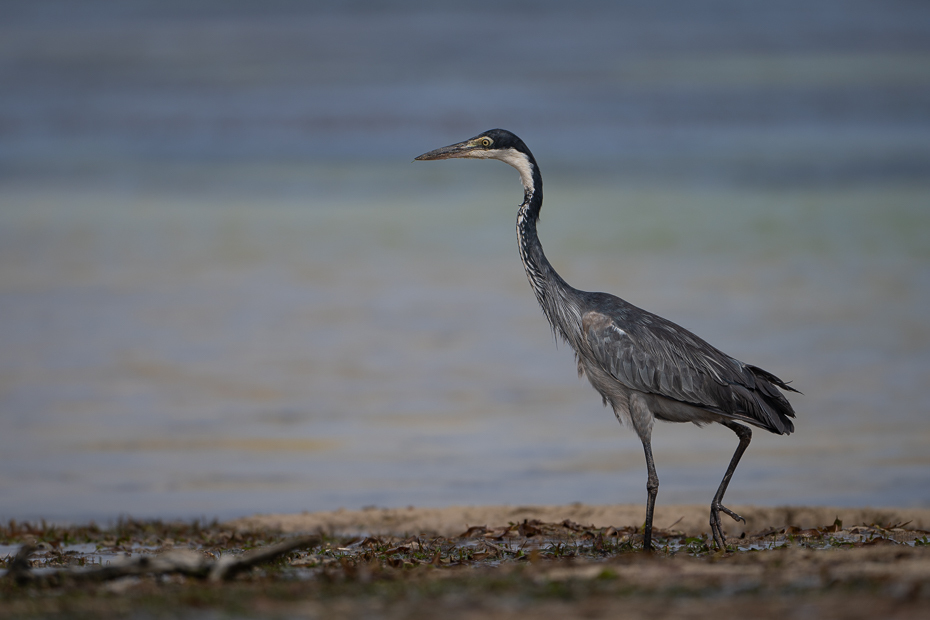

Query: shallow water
left=1, top=1, right=929, bottom=523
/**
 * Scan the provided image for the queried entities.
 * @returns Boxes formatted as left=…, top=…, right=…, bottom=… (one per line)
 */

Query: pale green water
left=1, top=1, right=929, bottom=522
left=2, top=166, right=928, bottom=521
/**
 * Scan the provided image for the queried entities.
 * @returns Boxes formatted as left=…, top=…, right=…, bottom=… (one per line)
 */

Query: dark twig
left=4, top=534, right=322, bottom=586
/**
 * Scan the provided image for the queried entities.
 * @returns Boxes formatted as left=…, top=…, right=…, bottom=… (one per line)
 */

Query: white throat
left=494, top=148, right=535, bottom=195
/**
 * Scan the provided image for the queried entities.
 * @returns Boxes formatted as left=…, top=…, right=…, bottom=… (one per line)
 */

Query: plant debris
left=2, top=516, right=929, bottom=619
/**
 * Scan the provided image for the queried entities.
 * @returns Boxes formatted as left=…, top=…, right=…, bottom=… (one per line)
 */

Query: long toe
left=717, top=503, right=745, bottom=524
left=709, top=510, right=725, bottom=550
left=709, top=503, right=742, bottom=551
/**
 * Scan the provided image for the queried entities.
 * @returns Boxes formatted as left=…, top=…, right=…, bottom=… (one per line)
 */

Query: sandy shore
left=7, top=504, right=929, bottom=619
left=228, top=503, right=930, bottom=537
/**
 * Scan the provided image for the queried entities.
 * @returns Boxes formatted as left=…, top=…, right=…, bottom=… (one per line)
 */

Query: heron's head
left=416, top=129, right=537, bottom=193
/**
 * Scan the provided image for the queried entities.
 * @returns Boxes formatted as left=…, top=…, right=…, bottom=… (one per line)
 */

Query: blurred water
left=1, top=1, right=929, bottom=523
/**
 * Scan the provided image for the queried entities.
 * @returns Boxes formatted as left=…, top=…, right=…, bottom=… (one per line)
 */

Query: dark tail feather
left=748, top=364, right=802, bottom=394
left=745, top=364, right=798, bottom=435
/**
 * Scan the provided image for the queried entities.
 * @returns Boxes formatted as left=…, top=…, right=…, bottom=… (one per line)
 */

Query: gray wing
left=581, top=303, right=796, bottom=435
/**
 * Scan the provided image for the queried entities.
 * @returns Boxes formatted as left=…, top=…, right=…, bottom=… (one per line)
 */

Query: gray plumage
left=578, top=297, right=796, bottom=435
left=416, top=129, right=798, bottom=551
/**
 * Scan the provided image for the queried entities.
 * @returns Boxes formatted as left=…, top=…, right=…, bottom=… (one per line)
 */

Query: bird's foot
left=718, top=503, right=745, bottom=524
left=642, top=526, right=654, bottom=552
left=709, top=502, right=744, bottom=551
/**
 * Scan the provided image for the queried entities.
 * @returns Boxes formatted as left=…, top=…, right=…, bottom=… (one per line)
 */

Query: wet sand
left=5, top=504, right=929, bottom=619
left=229, top=503, right=930, bottom=538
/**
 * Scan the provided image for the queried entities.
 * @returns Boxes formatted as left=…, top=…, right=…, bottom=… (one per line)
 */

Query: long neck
left=515, top=160, right=584, bottom=346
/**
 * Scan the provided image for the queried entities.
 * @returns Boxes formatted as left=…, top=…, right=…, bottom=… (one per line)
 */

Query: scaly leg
left=710, top=420, right=752, bottom=550
left=641, top=437, right=659, bottom=551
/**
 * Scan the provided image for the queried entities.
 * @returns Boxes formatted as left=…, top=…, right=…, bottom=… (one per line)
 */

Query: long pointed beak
left=414, top=140, right=474, bottom=161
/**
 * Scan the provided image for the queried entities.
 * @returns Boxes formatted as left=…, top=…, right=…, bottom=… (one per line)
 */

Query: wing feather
left=581, top=299, right=796, bottom=435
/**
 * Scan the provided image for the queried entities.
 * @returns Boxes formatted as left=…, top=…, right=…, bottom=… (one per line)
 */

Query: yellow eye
left=479, top=137, right=492, bottom=147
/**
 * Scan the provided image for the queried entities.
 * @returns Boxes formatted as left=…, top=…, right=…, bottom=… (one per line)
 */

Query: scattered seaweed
left=1, top=516, right=928, bottom=619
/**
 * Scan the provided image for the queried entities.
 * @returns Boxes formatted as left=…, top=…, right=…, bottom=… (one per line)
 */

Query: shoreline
left=6, top=503, right=929, bottom=619
left=228, top=503, right=930, bottom=537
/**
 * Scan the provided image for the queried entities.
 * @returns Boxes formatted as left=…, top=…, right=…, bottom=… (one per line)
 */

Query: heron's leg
left=710, top=420, right=752, bottom=551
left=641, top=437, right=659, bottom=551
left=628, top=394, right=658, bottom=551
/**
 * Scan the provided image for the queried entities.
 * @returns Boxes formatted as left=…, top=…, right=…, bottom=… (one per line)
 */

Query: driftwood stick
left=7, top=544, right=38, bottom=586
left=4, top=534, right=322, bottom=586
left=209, top=534, right=322, bottom=581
